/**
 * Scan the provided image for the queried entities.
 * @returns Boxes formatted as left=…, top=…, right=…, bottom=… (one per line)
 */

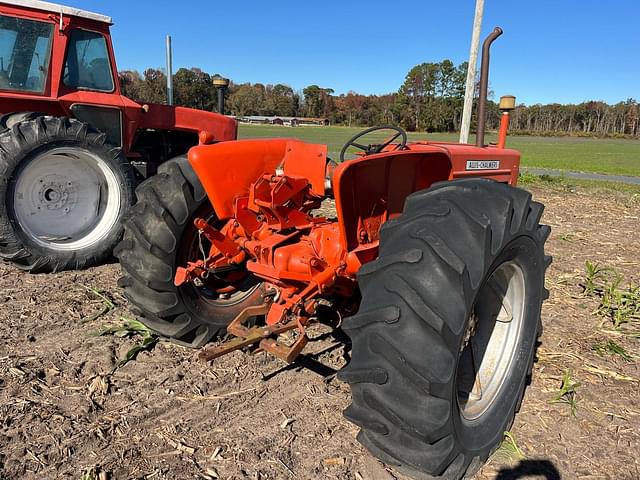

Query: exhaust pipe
left=476, top=27, right=503, bottom=147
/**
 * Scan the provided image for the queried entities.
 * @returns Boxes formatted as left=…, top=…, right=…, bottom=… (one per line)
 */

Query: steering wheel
left=340, top=125, right=408, bottom=163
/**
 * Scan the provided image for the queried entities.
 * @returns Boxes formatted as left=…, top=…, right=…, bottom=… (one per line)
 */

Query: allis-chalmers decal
left=466, top=160, right=500, bottom=170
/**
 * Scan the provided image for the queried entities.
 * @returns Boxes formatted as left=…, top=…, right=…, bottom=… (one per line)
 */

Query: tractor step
left=198, top=302, right=309, bottom=363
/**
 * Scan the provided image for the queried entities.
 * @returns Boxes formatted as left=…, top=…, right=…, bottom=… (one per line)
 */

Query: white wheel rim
left=457, top=261, right=526, bottom=421
left=12, top=147, right=121, bottom=251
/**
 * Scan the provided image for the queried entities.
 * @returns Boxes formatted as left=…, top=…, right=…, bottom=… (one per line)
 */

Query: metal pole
left=459, top=0, right=484, bottom=144
left=166, top=35, right=173, bottom=106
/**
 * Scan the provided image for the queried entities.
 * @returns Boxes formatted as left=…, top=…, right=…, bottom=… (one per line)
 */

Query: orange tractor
left=117, top=28, right=550, bottom=479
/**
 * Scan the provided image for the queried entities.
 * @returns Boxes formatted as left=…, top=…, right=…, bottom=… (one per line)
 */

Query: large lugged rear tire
left=0, top=116, right=136, bottom=272
left=115, top=156, right=265, bottom=348
left=338, top=179, right=551, bottom=480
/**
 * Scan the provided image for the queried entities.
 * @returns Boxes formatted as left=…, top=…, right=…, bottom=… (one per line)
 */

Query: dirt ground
left=0, top=184, right=638, bottom=480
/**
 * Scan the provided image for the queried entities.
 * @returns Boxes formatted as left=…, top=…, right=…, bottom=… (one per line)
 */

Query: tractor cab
left=0, top=1, right=116, bottom=96
left=0, top=5, right=114, bottom=94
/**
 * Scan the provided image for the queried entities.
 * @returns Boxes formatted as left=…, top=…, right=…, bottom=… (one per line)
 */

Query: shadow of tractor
left=496, top=459, right=561, bottom=480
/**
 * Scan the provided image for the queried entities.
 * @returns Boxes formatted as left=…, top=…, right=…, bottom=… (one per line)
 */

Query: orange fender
left=188, top=138, right=326, bottom=219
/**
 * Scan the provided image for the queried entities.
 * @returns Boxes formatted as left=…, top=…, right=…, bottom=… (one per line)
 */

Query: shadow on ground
left=496, top=459, right=561, bottom=479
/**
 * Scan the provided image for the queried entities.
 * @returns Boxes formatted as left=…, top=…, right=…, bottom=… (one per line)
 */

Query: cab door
left=57, top=27, right=126, bottom=149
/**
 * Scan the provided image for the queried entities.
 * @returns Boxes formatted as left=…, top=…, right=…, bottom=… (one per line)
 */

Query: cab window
left=0, top=15, right=53, bottom=93
left=63, top=29, right=114, bottom=92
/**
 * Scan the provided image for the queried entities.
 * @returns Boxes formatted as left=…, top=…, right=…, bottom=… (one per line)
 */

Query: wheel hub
left=38, top=179, right=72, bottom=211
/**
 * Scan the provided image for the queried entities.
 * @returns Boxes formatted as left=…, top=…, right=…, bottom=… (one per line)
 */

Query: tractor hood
left=123, top=98, right=237, bottom=145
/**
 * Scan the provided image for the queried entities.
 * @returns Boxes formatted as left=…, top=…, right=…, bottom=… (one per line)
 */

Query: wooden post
left=459, top=0, right=484, bottom=144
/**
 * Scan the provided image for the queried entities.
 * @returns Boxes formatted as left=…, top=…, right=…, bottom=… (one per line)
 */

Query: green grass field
left=239, top=124, right=640, bottom=177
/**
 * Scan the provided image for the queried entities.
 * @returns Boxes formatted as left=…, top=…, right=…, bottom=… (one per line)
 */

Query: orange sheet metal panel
left=283, top=141, right=328, bottom=197
left=332, top=146, right=453, bottom=251
left=140, top=104, right=237, bottom=143
left=434, top=143, right=520, bottom=184
left=188, top=138, right=325, bottom=219
left=332, top=142, right=520, bottom=251
left=189, top=139, right=288, bottom=218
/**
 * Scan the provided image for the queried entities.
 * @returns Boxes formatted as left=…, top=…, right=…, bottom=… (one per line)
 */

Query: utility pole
left=166, top=35, right=173, bottom=106
left=459, top=0, right=484, bottom=144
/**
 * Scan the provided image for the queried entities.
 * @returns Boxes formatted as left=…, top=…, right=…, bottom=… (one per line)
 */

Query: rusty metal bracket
left=198, top=301, right=310, bottom=363
left=260, top=333, right=308, bottom=363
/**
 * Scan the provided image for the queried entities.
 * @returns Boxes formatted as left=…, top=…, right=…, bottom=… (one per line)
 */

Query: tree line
left=119, top=63, right=639, bottom=138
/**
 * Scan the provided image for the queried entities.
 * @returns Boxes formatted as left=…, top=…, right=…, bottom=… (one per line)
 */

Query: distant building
left=235, top=116, right=329, bottom=127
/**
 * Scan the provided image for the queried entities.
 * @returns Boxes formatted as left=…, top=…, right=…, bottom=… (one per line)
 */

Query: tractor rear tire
left=0, top=116, right=136, bottom=272
left=338, top=178, right=551, bottom=480
left=115, top=156, right=265, bottom=348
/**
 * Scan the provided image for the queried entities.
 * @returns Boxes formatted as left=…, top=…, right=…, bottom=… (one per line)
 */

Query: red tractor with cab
left=117, top=28, right=551, bottom=479
left=0, top=0, right=235, bottom=272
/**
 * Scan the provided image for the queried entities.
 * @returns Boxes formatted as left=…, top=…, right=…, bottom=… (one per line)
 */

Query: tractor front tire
left=0, top=116, right=135, bottom=272
left=115, top=156, right=265, bottom=348
left=339, top=179, right=550, bottom=480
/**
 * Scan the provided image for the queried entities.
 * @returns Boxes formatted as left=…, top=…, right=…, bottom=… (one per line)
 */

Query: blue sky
left=65, top=1, right=638, bottom=105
